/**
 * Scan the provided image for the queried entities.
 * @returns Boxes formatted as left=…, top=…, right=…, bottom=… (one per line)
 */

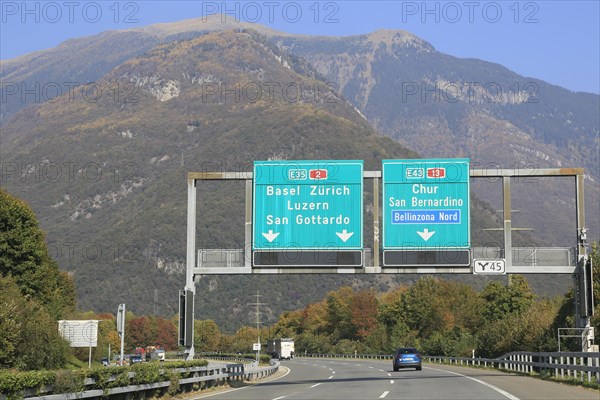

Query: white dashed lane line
left=379, top=391, right=390, bottom=398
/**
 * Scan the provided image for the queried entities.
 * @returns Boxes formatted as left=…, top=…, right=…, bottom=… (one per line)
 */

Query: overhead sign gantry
left=183, top=163, right=592, bottom=359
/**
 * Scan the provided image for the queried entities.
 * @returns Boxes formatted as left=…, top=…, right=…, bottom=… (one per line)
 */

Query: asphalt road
left=191, top=358, right=599, bottom=400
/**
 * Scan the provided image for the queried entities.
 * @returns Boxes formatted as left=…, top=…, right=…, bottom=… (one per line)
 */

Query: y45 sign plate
left=253, top=160, right=363, bottom=250
left=473, top=259, right=506, bottom=274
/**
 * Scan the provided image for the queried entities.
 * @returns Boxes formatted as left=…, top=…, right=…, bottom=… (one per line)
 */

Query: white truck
left=267, top=338, right=294, bottom=360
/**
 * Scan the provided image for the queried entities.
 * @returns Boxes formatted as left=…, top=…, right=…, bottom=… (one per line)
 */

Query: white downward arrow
left=336, top=229, right=354, bottom=243
left=417, top=228, right=435, bottom=241
left=262, top=230, right=280, bottom=242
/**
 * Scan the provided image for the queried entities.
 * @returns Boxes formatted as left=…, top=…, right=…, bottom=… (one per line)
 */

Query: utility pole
left=249, top=292, right=266, bottom=364
left=117, top=304, right=125, bottom=365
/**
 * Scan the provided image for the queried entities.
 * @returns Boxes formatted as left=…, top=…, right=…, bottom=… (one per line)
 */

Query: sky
left=1, top=1, right=599, bottom=94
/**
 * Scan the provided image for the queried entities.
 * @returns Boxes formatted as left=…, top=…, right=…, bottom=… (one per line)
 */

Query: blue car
left=393, top=347, right=422, bottom=371
left=130, top=355, right=143, bottom=364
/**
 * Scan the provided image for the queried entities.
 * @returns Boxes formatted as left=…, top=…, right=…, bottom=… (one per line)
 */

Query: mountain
left=1, top=29, right=526, bottom=324
left=271, top=30, right=600, bottom=246
left=3, top=18, right=597, bottom=246
left=1, top=20, right=588, bottom=324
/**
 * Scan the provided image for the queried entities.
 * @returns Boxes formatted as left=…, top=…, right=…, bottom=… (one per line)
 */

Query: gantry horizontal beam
left=189, top=168, right=584, bottom=181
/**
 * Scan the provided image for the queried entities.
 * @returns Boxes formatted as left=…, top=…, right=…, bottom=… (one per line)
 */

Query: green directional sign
left=253, top=161, right=363, bottom=253
left=382, top=159, right=470, bottom=265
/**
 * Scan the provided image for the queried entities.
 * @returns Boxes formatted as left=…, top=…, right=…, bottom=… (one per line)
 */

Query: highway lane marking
left=189, top=366, right=291, bottom=399
left=379, top=391, right=390, bottom=398
left=272, top=397, right=286, bottom=400
left=328, top=375, right=334, bottom=379
left=390, top=380, right=394, bottom=384
left=387, top=373, right=391, bottom=376
left=426, top=367, right=520, bottom=400
left=310, top=383, right=322, bottom=388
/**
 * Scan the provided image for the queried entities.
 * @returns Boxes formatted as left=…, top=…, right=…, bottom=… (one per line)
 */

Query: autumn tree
left=126, top=316, right=157, bottom=350
left=351, top=289, right=378, bottom=340
left=156, top=318, right=178, bottom=351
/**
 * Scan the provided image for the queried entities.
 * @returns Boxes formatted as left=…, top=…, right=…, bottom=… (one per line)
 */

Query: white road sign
left=473, top=259, right=506, bottom=275
left=58, top=320, right=99, bottom=347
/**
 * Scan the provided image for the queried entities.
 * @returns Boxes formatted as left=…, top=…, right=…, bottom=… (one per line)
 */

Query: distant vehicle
left=267, top=338, right=294, bottom=360
left=144, top=346, right=166, bottom=361
left=130, top=355, right=143, bottom=364
left=149, top=349, right=166, bottom=361
left=393, top=347, right=422, bottom=371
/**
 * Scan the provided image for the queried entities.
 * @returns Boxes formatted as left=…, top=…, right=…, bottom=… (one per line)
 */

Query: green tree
left=400, top=277, right=446, bottom=338
left=477, top=300, right=558, bottom=357
left=325, top=287, right=356, bottom=341
left=0, top=276, right=22, bottom=367
left=0, top=188, right=76, bottom=318
left=195, top=319, right=221, bottom=352
left=423, top=327, right=476, bottom=357
left=0, top=275, right=70, bottom=370
left=231, top=326, right=257, bottom=353
left=480, top=275, right=535, bottom=323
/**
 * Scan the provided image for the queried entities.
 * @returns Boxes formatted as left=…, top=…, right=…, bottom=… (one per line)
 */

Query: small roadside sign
left=473, top=259, right=506, bottom=274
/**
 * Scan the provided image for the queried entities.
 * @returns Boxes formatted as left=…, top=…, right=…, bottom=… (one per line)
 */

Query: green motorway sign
left=383, top=159, right=470, bottom=250
left=253, top=160, right=363, bottom=251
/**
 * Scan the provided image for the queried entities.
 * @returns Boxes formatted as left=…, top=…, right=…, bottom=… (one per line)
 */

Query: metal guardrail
left=10, top=361, right=279, bottom=400
left=302, top=353, right=393, bottom=360
left=300, top=352, right=599, bottom=385
left=426, top=352, right=599, bottom=385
